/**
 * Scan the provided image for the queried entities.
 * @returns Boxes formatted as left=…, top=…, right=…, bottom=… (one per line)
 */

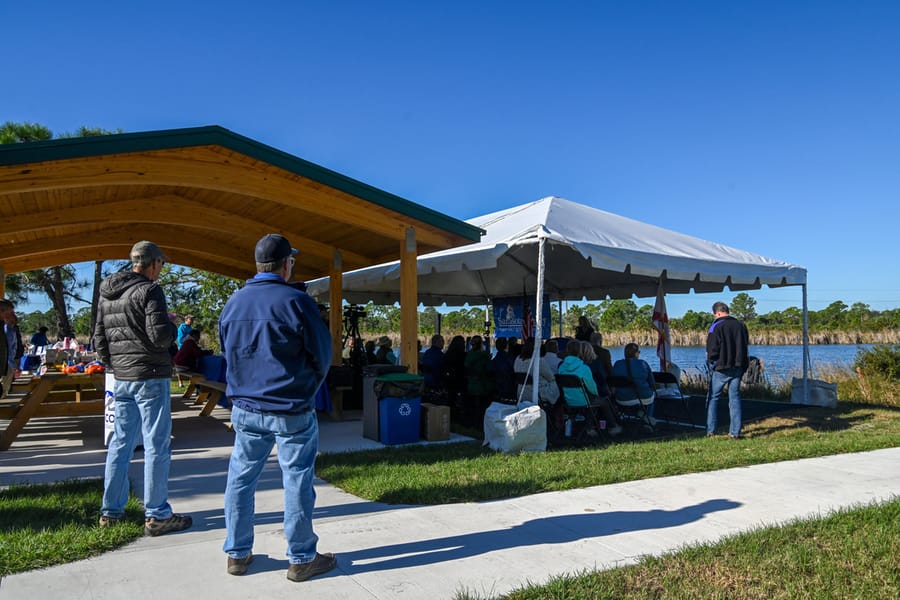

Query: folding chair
left=553, top=374, right=604, bottom=445
left=606, top=374, right=656, bottom=431
left=514, top=371, right=536, bottom=403
left=652, top=371, right=695, bottom=427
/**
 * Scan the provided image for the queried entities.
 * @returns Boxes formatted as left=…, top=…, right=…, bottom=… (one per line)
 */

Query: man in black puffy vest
left=93, top=240, right=192, bottom=537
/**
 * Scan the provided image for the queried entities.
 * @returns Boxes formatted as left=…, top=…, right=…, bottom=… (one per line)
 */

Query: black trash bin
left=362, top=365, right=408, bottom=440
left=375, top=373, right=425, bottom=445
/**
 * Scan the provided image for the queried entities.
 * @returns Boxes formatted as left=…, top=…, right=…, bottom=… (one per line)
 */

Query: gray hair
left=577, top=340, right=596, bottom=363
left=256, top=257, right=287, bottom=273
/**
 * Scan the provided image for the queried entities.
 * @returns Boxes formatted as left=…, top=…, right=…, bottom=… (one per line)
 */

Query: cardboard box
left=420, top=402, right=450, bottom=441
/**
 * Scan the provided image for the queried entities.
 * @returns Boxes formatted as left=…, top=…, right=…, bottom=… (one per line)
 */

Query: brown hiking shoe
left=144, top=513, right=192, bottom=537
left=286, top=553, right=336, bottom=582
left=99, top=515, right=122, bottom=527
left=227, top=553, right=254, bottom=576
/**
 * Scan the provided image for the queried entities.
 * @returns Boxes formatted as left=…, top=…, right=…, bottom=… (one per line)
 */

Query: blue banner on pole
left=493, top=295, right=551, bottom=340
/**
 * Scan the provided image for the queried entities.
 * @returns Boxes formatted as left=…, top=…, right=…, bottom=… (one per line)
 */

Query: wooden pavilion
left=0, top=126, right=483, bottom=368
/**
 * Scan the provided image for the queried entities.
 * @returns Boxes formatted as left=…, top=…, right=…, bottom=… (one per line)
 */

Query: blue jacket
left=176, top=323, right=193, bottom=349
left=420, top=346, right=445, bottom=388
left=218, top=274, right=332, bottom=414
left=611, top=358, right=656, bottom=400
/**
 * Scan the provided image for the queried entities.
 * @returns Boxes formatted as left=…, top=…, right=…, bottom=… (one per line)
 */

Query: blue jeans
left=707, top=367, right=743, bottom=437
left=102, top=378, right=173, bottom=519
left=223, top=406, right=319, bottom=564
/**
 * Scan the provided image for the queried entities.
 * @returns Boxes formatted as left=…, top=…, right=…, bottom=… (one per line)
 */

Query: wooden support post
left=329, top=250, right=343, bottom=366
left=400, top=227, right=418, bottom=374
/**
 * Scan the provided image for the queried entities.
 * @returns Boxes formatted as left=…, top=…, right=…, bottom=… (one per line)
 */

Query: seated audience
left=507, top=337, right=522, bottom=360
left=611, top=343, right=657, bottom=422
left=420, top=334, right=445, bottom=389
left=463, top=335, right=492, bottom=427
left=443, top=335, right=468, bottom=411
left=364, top=339, right=378, bottom=365
left=542, top=339, right=562, bottom=373
left=488, top=337, right=516, bottom=401
left=557, top=341, right=622, bottom=435
left=373, top=336, right=397, bottom=365
left=589, top=331, right=613, bottom=378
left=513, top=339, right=559, bottom=405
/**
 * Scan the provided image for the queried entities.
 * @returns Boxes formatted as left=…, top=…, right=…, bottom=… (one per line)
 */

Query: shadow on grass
left=746, top=402, right=900, bottom=436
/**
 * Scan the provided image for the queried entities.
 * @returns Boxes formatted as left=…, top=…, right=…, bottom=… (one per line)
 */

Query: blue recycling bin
left=375, top=373, right=424, bottom=445
left=378, top=396, right=421, bottom=445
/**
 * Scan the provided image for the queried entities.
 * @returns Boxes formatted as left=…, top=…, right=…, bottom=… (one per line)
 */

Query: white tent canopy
left=306, top=196, right=807, bottom=305
left=307, top=195, right=814, bottom=406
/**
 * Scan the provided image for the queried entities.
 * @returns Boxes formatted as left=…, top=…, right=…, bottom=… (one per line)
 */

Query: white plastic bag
left=483, top=402, right=546, bottom=453
left=790, top=377, right=838, bottom=408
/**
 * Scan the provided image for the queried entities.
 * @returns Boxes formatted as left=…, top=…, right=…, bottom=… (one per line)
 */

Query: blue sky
left=3, top=1, right=899, bottom=317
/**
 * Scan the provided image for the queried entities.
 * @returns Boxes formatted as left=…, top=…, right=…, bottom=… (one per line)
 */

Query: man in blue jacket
left=219, top=234, right=335, bottom=583
left=706, top=301, right=750, bottom=439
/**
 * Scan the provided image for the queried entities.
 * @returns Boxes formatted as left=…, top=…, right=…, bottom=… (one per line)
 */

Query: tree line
left=11, top=273, right=900, bottom=351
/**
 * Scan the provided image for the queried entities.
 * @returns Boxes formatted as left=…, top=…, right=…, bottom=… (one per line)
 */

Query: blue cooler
left=378, top=396, right=421, bottom=445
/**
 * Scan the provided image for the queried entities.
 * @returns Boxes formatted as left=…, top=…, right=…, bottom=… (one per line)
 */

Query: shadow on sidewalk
left=339, top=498, right=741, bottom=575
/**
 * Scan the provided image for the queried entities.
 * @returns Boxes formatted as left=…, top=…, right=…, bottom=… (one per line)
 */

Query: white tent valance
left=305, top=196, right=806, bottom=305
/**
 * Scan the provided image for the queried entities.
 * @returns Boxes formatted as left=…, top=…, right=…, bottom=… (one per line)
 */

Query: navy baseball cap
left=254, top=234, right=298, bottom=263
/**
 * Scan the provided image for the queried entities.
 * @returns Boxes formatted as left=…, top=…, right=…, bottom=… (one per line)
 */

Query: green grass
left=3, top=396, right=898, bottom=583
left=316, top=402, right=900, bottom=505
left=455, top=498, right=900, bottom=600
left=0, top=478, right=145, bottom=576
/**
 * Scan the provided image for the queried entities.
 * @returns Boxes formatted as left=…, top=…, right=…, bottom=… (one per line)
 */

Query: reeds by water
left=601, top=328, right=900, bottom=347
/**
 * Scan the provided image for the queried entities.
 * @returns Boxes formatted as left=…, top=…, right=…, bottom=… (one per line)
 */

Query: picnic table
left=0, top=372, right=106, bottom=450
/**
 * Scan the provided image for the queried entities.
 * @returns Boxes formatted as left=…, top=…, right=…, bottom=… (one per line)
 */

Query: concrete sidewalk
left=1, top=408, right=898, bottom=599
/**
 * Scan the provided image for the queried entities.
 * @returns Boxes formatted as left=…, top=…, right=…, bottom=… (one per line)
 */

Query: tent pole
left=557, top=298, right=563, bottom=337
left=802, top=283, right=810, bottom=403
left=531, top=236, right=547, bottom=405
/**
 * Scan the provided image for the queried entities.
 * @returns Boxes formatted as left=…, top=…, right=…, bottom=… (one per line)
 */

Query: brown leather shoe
left=227, top=553, right=254, bottom=576
left=286, top=552, right=336, bottom=582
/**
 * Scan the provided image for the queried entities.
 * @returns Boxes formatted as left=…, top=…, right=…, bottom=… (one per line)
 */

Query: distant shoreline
left=598, top=330, right=899, bottom=347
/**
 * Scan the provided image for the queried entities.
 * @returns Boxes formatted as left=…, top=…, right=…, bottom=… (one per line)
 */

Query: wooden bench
left=1, top=373, right=105, bottom=450
left=192, top=379, right=229, bottom=416
left=177, top=371, right=206, bottom=400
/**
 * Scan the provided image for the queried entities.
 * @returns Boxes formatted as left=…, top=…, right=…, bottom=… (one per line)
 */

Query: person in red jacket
left=173, top=328, right=211, bottom=372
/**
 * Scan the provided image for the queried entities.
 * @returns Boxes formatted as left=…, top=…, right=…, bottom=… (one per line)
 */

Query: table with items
left=0, top=371, right=106, bottom=450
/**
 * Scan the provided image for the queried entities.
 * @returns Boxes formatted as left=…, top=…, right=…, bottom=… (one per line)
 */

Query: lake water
left=605, top=344, right=873, bottom=383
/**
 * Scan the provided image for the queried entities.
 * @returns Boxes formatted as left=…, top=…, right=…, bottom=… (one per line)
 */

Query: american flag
left=521, top=299, right=534, bottom=341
